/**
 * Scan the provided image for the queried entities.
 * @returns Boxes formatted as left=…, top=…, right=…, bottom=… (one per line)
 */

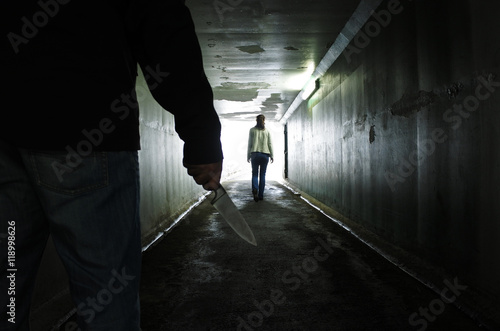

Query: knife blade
left=211, top=185, right=257, bottom=246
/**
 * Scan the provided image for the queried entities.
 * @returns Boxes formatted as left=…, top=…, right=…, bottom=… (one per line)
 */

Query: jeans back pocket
left=27, top=151, right=109, bottom=196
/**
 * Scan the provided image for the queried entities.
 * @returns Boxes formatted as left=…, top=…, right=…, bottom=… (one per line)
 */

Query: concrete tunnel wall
left=30, top=68, right=208, bottom=328
left=285, top=0, right=500, bottom=321
left=136, top=67, right=208, bottom=245
left=27, top=0, right=500, bottom=327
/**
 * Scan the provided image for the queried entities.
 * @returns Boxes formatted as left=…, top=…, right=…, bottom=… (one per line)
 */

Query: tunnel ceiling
left=186, top=0, right=361, bottom=123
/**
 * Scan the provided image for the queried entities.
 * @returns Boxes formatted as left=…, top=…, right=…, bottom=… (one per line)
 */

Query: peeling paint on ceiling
left=260, top=93, right=284, bottom=112
left=236, top=45, right=265, bottom=54
left=213, top=82, right=271, bottom=102
left=187, top=0, right=361, bottom=122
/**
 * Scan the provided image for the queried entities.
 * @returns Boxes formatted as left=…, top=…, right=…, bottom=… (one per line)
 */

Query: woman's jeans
left=250, top=152, right=270, bottom=199
left=0, top=139, right=141, bottom=331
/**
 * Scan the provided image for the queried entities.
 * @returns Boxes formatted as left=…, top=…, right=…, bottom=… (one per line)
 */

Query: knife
left=211, top=185, right=257, bottom=246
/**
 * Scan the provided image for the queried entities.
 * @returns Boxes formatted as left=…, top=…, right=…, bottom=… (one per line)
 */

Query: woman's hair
left=256, top=114, right=266, bottom=129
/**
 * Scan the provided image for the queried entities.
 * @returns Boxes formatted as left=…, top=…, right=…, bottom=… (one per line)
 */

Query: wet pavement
left=138, top=179, right=484, bottom=331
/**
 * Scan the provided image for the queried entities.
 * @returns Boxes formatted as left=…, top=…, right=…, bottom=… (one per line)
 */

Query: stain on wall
left=389, top=90, right=438, bottom=117
left=369, top=125, right=376, bottom=144
left=446, top=82, right=465, bottom=99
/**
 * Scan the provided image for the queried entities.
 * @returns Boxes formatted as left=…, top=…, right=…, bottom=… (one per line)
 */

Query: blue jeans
left=251, top=152, right=270, bottom=199
left=0, top=140, right=141, bottom=331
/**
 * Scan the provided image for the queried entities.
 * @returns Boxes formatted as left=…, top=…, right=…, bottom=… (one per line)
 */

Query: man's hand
left=183, top=161, right=223, bottom=191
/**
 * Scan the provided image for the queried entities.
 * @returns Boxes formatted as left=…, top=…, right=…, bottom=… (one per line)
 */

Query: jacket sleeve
left=127, top=0, right=223, bottom=164
left=267, top=130, right=274, bottom=158
left=247, top=129, right=254, bottom=161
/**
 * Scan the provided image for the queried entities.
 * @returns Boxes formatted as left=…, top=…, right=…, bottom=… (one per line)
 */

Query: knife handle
left=211, top=185, right=227, bottom=205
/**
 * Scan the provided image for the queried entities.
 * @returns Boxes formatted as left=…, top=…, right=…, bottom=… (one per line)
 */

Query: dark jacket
left=1, top=0, right=222, bottom=165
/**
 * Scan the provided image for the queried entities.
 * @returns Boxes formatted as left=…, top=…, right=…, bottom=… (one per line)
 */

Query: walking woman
left=247, top=114, right=274, bottom=201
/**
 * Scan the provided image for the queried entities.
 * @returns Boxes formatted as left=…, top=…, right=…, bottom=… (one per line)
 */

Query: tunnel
left=5, top=0, right=499, bottom=330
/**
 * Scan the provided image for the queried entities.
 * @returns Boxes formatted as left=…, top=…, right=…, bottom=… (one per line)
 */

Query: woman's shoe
left=252, top=189, right=259, bottom=202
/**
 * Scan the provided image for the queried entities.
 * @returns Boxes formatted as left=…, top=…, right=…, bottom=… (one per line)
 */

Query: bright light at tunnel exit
left=220, top=119, right=284, bottom=182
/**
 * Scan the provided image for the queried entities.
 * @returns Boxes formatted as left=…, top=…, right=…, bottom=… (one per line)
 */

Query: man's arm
left=128, top=0, right=223, bottom=187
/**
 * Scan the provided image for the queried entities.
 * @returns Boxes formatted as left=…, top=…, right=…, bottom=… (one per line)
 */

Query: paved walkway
left=138, top=180, right=483, bottom=331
